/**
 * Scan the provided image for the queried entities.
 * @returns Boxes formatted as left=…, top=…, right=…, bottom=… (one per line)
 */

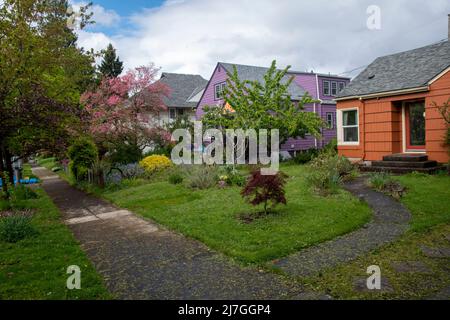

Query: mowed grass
left=103, top=164, right=372, bottom=264
left=0, top=189, right=111, bottom=300
left=304, top=172, right=450, bottom=299
left=306, top=223, right=450, bottom=299
left=396, top=173, right=450, bottom=232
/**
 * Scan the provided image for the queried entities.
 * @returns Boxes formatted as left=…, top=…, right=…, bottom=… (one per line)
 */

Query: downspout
left=315, top=74, right=320, bottom=148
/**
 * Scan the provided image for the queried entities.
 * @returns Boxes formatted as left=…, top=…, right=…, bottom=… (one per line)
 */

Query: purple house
left=196, top=62, right=350, bottom=154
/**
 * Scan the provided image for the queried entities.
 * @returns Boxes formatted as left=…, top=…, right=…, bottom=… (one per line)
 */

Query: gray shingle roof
left=337, top=40, right=450, bottom=99
left=219, top=62, right=307, bottom=100
left=159, top=73, right=208, bottom=108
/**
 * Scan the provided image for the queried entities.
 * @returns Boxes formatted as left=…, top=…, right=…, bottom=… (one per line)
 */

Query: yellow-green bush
left=139, top=155, right=172, bottom=173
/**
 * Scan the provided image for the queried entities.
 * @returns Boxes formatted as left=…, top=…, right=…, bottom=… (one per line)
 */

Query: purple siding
left=292, top=73, right=318, bottom=99
left=196, top=64, right=228, bottom=119
left=319, top=104, right=337, bottom=146
left=196, top=63, right=350, bottom=153
left=318, top=76, right=350, bottom=101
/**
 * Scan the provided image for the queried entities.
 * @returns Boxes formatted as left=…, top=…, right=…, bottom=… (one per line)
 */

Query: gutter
left=335, top=86, right=429, bottom=101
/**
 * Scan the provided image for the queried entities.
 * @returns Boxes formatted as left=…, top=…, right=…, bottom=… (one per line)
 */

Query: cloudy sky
left=72, top=0, right=450, bottom=79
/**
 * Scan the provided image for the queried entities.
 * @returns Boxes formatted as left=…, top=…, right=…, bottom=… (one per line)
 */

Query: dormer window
left=331, top=82, right=338, bottom=96
left=323, top=81, right=330, bottom=96
left=338, top=82, right=345, bottom=92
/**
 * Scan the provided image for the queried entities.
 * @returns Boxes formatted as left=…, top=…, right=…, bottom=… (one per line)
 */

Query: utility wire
left=337, top=15, right=449, bottom=77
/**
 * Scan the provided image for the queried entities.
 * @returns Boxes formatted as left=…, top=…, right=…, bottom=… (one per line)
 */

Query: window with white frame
left=169, top=108, right=176, bottom=120
left=338, top=82, right=345, bottom=92
left=326, top=112, right=334, bottom=129
left=323, top=81, right=330, bottom=95
left=331, top=82, right=338, bottom=96
left=342, top=109, right=359, bottom=143
left=214, top=82, right=226, bottom=100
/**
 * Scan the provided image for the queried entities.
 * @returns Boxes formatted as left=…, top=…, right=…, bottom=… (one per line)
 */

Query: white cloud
left=77, top=30, right=113, bottom=53
left=76, top=0, right=450, bottom=78
left=70, top=1, right=120, bottom=27
left=90, top=4, right=120, bottom=27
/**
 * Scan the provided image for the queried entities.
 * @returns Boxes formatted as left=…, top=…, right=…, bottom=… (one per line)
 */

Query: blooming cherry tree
left=81, top=65, right=171, bottom=157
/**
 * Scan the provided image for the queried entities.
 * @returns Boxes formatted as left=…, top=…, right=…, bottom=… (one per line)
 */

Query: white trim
left=428, top=66, right=450, bottom=85
left=337, top=107, right=360, bottom=146
left=335, top=86, right=429, bottom=102
left=326, top=112, right=334, bottom=129
left=402, top=103, right=406, bottom=153
left=169, top=108, right=177, bottom=120
left=323, top=80, right=330, bottom=96
left=331, top=81, right=338, bottom=96
left=314, top=74, right=320, bottom=148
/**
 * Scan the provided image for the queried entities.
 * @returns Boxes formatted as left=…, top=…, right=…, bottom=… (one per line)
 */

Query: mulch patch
left=236, top=211, right=272, bottom=224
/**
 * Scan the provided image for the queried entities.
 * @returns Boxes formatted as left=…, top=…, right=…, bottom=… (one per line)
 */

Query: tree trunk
left=0, top=146, right=8, bottom=196
left=4, top=148, right=14, bottom=185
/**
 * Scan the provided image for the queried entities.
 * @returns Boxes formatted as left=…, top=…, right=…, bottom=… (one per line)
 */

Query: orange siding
left=426, top=71, right=450, bottom=163
left=337, top=70, right=450, bottom=163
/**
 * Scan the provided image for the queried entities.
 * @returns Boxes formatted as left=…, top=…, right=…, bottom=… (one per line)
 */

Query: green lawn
left=37, top=157, right=57, bottom=169
left=306, top=223, right=450, bottom=299
left=396, top=173, right=450, bottom=232
left=102, top=164, right=372, bottom=264
left=0, top=189, right=111, bottom=300
left=305, top=173, right=450, bottom=299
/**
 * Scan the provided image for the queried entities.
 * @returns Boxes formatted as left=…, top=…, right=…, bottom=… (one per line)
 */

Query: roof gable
left=218, top=62, right=307, bottom=100
left=337, top=41, right=450, bottom=99
left=159, top=73, right=208, bottom=108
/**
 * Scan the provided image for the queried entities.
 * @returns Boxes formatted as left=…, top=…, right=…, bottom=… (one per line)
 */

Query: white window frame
left=169, top=108, right=177, bottom=120
left=214, top=82, right=226, bottom=100
left=337, top=107, right=359, bottom=146
left=326, top=112, right=334, bottom=129
left=323, top=80, right=330, bottom=96
left=338, top=82, right=345, bottom=92
left=331, top=81, right=338, bottom=96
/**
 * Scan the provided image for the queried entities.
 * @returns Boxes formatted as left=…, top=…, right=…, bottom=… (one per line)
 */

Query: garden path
left=32, top=166, right=323, bottom=300
left=273, top=177, right=412, bottom=277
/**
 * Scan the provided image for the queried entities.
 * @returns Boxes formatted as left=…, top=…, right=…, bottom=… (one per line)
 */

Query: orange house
left=335, top=37, right=450, bottom=169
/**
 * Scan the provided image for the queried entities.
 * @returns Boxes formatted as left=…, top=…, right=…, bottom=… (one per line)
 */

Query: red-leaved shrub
left=241, top=169, right=287, bottom=214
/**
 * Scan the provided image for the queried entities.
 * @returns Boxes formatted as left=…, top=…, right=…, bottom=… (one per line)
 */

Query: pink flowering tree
left=81, top=65, right=172, bottom=160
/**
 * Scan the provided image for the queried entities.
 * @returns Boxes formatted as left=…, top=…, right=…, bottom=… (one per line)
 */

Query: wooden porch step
left=382, top=154, right=429, bottom=162
left=372, top=160, right=438, bottom=168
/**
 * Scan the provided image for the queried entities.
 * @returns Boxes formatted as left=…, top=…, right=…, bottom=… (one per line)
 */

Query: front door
left=405, top=101, right=426, bottom=150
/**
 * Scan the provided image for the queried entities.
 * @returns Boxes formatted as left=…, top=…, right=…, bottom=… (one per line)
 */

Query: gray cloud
left=79, top=0, right=450, bottom=78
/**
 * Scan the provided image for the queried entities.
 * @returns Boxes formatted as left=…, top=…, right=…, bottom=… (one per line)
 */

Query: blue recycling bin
left=0, top=178, right=39, bottom=187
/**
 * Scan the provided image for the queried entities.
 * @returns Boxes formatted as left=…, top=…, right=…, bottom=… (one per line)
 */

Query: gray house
left=157, top=73, right=208, bottom=125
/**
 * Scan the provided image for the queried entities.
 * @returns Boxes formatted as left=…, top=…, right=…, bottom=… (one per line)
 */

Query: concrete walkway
left=32, top=166, right=319, bottom=300
left=273, top=177, right=412, bottom=277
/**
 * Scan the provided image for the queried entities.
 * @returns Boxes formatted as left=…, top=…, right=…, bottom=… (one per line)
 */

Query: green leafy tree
left=202, top=60, right=325, bottom=144
left=67, top=137, right=98, bottom=181
left=99, top=43, right=124, bottom=78
left=0, top=0, right=96, bottom=195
